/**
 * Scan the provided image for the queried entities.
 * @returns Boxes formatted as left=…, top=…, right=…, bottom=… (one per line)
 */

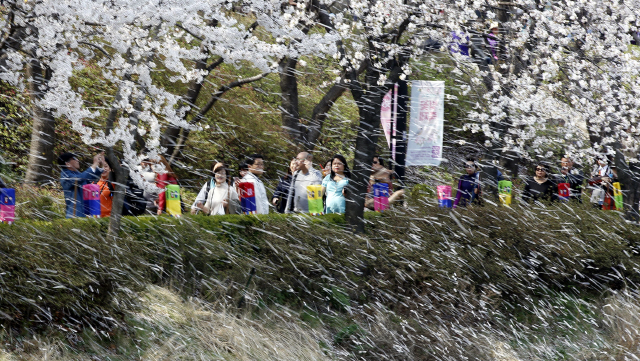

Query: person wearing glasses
left=523, top=163, right=557, bottom=203
left=240, top=154, right=269, bottom=214
left=453, top=158, right=481, bottom=208
left=365, top=156, right=393, bottom=210
left=58, top=152, right=104, bottom=218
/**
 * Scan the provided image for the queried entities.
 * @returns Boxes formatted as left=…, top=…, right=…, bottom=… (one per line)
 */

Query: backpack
left=123, top=180, right=147, bottom=216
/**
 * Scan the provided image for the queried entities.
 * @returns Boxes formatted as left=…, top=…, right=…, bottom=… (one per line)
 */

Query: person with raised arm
left=285, top=152, right=323, bottom=213
left=58, top=152, right=104, bottom=218
left=272, top=158, right=297, bottom=213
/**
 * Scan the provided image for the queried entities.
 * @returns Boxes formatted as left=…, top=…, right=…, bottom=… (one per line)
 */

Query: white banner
left=406, top=81, right=444, bottom=166
left=380, top=88, right=393, bottom=148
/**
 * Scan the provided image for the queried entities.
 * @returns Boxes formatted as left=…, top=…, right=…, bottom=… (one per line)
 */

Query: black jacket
left=523, top=177, right=557, bottom=203
left=273, top=175, right=292, bottom=213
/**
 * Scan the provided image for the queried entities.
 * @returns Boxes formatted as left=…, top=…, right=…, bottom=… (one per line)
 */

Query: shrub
left=13, top=185, right=65, bottom=221
left=2, top=202, right=640, bottom=359
left=0, top=218, right=147, bottom=332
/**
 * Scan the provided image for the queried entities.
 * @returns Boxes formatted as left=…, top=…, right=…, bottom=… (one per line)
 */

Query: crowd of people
left=54, top=149, right=623, bottom=219
left=56, top=151, right=405, bottom=218
left=453, top=155, right=620, bottom=209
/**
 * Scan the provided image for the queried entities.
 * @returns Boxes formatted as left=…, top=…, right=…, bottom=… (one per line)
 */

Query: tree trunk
left=105, top=81, right=127, bottom=238
left=345, top=89, right=384, bottom=233
left=614, top=148, right=640, bottom=221
left=279, top=57, right=302, bottom=145
left=106, top=150, right=128, bottom=239
left=24, top=60, right=56, bottom=184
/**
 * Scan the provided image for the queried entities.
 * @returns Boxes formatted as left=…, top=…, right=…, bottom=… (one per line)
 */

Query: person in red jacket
left=155, top=155, right=178, bottom=215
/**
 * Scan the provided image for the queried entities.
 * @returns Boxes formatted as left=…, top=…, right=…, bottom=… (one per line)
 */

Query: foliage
left=0, top=218, right=147, bottom=333
left=13, top=185, right=65, bottom=221
left=3, top=201, right=640, bottom=359
left=0, top=82, right=31, bottom=174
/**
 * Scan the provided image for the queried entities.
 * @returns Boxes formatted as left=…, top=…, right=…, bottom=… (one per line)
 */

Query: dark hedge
left=1, top=203, right=639, bottom=342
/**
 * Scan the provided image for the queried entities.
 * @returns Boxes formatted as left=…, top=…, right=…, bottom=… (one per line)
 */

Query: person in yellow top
left=97, top=158, right=114, bottom=217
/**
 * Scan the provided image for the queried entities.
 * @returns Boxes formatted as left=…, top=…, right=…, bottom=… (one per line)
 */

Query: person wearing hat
left=523, top=163, right=557, bottom=203
left=58, top=152, right=104, bottom=218
left=487, top=22, right=499, bottom=62
left=201, top=162, right=240, bottom=215
left=588, top=155, right=616, bottom=209
left=191, top=161, right=238, bottom=214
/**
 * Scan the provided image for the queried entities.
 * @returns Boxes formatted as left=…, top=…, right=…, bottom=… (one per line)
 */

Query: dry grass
left=7, top=287, right=640, bottom=360
left=601, top=291, right=640, bottom=360
left=0, top=286, right=333, bottom=361
left=136, top=286, right=332, bottom=360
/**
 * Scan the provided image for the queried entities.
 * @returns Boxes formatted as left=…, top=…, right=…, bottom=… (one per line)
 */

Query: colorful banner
left=498, top=180, right=512, bottom=206
left=166, top=184, right=182, bottom=216
left=307, top=185, right=324, bottom=215
left=436, top=185, right=452, bottom=208
left=558, top=183, right=570, bottom=202
left=82, top=184, right=101, bottom=218
left=238, top=182, right=257, bottom=214
left=381, top=83, right=400, bottom=159
left=406, top=81, right=444, bottom=166
left=373, top=183, right=390, bottom=212
left=0, top=188, right=15, bottom=224
left=381, top=89, right=393, bottom=148
left=613, top=182, right=623, bottom=210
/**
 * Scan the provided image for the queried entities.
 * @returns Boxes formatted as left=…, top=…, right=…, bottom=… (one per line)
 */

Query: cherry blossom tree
left=0, top=0, right=337, bottom=234
left=455, top=0, right=640, bottom=216
left=317, top=0, right=481, bottom=231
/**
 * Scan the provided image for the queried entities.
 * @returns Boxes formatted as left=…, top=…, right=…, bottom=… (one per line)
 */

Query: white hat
left=489, top=22, right=499, bottom=30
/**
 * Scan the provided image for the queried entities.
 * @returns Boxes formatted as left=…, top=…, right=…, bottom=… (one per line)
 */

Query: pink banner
left=381, top=89, right=393, bottom=148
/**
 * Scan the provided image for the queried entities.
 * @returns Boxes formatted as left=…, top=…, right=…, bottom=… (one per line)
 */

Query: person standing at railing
left=453, top=159, right=481, bottom=208
left=272, top=158, right=297, bottom=213
left=588, top=156, right=616, bottom=209
left=554, top=155, right=584, bottom=202
left=96, top=157, right=115, bottom=217
left=202, top=163, right=240, bottom=215
left=487, top=22, right=499, bottom=63
left=155, top=155, right=178, bottom=215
